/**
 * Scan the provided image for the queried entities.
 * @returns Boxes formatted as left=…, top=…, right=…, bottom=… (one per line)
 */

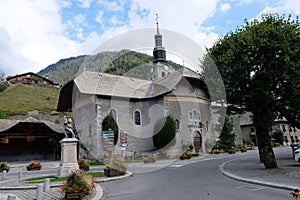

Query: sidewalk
left=219, top=147, right=300, bottom=191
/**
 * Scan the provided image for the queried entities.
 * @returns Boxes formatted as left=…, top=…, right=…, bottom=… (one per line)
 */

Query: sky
left=0, top=0, right=300, bottom=76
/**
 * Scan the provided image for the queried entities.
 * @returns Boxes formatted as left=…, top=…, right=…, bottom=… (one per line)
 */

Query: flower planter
left=104, top=168, right=125, bottom=177
left=65, top=191, right=87, bottom=200
left=26, top=165, right=42, bottom=171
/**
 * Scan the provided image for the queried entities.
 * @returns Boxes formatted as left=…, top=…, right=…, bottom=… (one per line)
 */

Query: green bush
left=0, top=161, right=10, bottom=172
left=153, top=116, right=176, bottom=149
left=271, top=130, right=284, bottom=144
left=102, top=115, right=119, bottom=145
left=0, top=109, right=8, bottom=119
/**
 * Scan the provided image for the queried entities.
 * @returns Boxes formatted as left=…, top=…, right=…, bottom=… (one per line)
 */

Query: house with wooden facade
left=6, top=72, right=60, bottom=87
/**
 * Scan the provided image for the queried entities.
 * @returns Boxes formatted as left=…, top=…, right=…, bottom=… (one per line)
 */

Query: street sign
left=102, top=130, right=114, bottom=151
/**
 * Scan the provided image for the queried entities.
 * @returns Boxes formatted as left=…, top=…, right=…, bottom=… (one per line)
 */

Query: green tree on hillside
left=203, top=13, right=300, bottom=169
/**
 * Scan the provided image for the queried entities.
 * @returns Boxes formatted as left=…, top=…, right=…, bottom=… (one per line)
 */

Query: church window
left=189, top=112, right=193, bottom=120
left=134, top=110, right=141, bottom=125
left=162, top=71, right=166, bottom=77
left=110, top=108, right=117, bottom=121
left=88, top=124, right=92, bottom=136
left=175, top=119, right=180, bottom=130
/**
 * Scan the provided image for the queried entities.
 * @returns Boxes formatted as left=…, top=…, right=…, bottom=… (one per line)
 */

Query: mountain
left=37, top=50, right=182, bottom=85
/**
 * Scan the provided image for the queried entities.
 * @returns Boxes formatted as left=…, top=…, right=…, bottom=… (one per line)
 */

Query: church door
left=193, top=131, right=202, bottom=152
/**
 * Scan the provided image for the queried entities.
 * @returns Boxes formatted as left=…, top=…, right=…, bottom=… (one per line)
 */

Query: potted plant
left=104, top=155, right=127, bottom=177
left=180, top=148, right=192, bottom=160
left=78, top=155, right=90, bottom=171
left=228, top=146, right=237, bottom=154
left=143, top=154, right=157, bottom=163
left=0, top=161, right=10, bottom=172
left=26, top=161, right=42, bottom=171
left=60, top=169, right=95, bottom=200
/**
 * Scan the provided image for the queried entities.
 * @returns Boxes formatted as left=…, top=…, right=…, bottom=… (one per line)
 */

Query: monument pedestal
left=58, top=138, right=79, bottom=177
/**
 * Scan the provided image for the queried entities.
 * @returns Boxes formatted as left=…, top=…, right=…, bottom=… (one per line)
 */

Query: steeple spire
left=156, top=14, right=160, bottom=34
left=153, top=14, right=166, bottom=64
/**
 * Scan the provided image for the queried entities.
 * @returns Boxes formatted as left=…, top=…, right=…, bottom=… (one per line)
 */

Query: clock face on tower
left=164, top=65, right=168, bottom=70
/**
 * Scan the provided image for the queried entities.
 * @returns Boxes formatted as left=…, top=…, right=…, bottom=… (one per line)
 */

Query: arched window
left=109, top=108, right=117, bottom=121
left=162, top=71, right=166, bottom=77
left=175, top=119, right=180, bottom=130
left=134, top=110, right=141, bottom=125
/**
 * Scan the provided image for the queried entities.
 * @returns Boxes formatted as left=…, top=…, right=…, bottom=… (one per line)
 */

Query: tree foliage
left=102, top=115, right=119, bottom=145
left=0, top=109, right=8, bottom=119
left=271, top=129, right=284, bottom=144
left=153, top=116, right=176, bottom=149
left=215, top=116, right=235, bottom=152
left=203, top=13, right=300, bottom=169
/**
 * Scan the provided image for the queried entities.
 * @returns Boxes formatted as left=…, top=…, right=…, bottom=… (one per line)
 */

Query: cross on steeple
left=156, top=14, right=160, bottom=34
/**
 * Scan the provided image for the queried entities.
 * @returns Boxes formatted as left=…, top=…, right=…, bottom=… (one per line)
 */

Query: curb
left=218, top=159, right=300, bottom=191
left=0, top=171, right=133, bottom=190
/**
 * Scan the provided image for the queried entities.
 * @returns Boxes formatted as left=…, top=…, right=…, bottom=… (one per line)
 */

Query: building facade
left=57, top=23, right=213, bottom=159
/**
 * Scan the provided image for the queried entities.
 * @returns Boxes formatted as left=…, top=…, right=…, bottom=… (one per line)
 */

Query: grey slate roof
left=74, top=70, right=185, bottom=99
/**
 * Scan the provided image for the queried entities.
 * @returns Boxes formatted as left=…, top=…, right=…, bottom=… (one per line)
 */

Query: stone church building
left=57, top=23, right=212, bottom=159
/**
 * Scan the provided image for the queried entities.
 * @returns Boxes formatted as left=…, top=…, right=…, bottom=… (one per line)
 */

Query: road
left=101, top=154, right=289, bottom=200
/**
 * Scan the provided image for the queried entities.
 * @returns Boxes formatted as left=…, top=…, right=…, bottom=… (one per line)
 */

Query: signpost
left=120, top=131, right=128, bottom=157
left=102, top=130, right=114, bottom=151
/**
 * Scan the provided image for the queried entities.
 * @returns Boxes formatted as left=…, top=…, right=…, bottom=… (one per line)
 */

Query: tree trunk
left=252, top=110, right=278, bottom=169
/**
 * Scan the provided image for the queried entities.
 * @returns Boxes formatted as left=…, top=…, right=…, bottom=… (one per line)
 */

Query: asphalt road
left=101, top=155, right=290, bottom=200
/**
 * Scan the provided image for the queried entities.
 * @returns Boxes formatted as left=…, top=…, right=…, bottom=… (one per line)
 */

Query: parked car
left=295, top=149, right=300, bottom=162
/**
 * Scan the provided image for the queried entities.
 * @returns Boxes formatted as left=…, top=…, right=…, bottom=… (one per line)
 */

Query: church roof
left=74, top=70, right=186, bottom=99
left=57, top=69, right=208, bottom=111
left=74, top=71, right=152, bottom=99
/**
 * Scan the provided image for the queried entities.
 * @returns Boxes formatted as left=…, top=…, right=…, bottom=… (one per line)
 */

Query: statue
left=63, top=116, right=76, bottom=138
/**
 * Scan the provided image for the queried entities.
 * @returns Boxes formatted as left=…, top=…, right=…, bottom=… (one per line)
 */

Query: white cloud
left=95, top=10, right=105, bottom=29
left=220, top=3, right=231, bottom=13
left=238, top=0, right=254, bottom=6
left=255, top=0, right=300, bottom=19
left=98, top=0, right=124, bottom=11
left=0, top=0, right=80, bottom=76
left=78, top=0, right=93, bottom=8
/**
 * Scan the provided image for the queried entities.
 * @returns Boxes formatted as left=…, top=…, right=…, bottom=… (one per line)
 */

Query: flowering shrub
left=180, top=148, right=192, bottom=160
left=104, top=155, right=127, bottom=177
left=143, top=154, right=157, bottom=163
left=0, top=161, right=10, bottom=172
left=290, top=189, right=300, bottom=199
left=240, top=144, right=248, bottom=153
left=78, top=155, right=90, bottom=171
left=26, top=161, right=42, bottom=171
left=212, top=149, right=222, bottom=154
left=59, top=169, right=95, bottom=195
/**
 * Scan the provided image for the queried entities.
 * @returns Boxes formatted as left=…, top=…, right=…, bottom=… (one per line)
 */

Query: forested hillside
left=38, top=50, right=182, bottom=84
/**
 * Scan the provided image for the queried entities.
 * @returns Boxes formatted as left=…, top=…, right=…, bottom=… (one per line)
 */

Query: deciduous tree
left=203, top=13, right=300, bottom=169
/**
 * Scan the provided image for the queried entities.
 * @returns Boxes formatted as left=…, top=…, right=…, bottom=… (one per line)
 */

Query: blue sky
left=0, top=0, right=299, bottom=75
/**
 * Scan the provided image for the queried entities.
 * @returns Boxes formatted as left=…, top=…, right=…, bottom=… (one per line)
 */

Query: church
left=57, top=21, right=212, bottom=159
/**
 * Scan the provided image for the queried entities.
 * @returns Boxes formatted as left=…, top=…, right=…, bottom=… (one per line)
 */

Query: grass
left=0, top=84, right=60, bottom=115
left=25, top=172, right=105, bottom=184
left=90, top=162, right=105, bottom=166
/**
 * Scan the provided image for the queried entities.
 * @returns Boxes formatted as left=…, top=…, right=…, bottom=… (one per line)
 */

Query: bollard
left=2, top=170, right=6, bottom=180
left=18, top=171, right=22, bottom=179
left=7, top=194, right=17, bottom=200
left=36, top=184, right=44, bottom=200
left=44, top=178, right=50, bottom=192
